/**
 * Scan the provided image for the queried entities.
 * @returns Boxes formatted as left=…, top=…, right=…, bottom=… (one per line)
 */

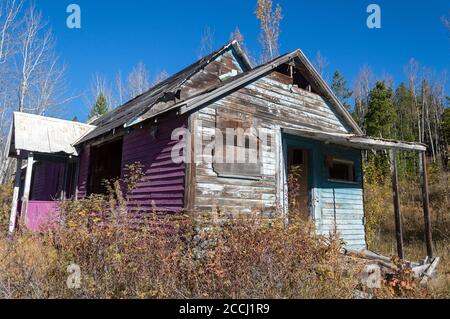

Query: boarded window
left=326, top=157, right=355, bottom=183
left=213, top=106, right=263, bottom=179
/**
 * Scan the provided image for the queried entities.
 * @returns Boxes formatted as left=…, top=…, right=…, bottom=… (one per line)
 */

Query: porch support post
left=61, top=160, right=70, bottom=200
left=74, top=158, right=80, bottom=200
left=389, top=150, right=404, bottom=260
left=419, top=152, right=433, bottom=259
left=8, top=158, right=23, bottom=235
left=20, top=152, right=34, bottom=222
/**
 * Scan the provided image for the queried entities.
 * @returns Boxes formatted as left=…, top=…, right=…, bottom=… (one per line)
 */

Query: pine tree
left=394, top=83, right=415, bottom=142
left=443, top=100, right=450, bottom=145
left=365, top=81, right=398, bottom=178
left=89, top=93, right=109, bottom=120
left=365, top=81, right=397, bottom=139
left=331, top=70, right=353, bottom=111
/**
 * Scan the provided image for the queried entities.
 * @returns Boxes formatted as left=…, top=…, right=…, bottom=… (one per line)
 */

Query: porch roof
left=7, top=112, right=96, bottom=159
left=282, top=127, right=427, bottom=152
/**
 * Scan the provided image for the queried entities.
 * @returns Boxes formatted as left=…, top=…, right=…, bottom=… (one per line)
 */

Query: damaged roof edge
left=282, top=127, right=427, bottom=152
left=128, top=49, right=365, bottom=136
left=75, top=40, right=253, bottom=146
left=127, top=52, right=297, bottom=127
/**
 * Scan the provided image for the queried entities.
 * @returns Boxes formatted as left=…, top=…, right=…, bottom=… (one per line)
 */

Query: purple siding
left=77, top=145, right=90, bottom=198
left=121, top=116, right=187, bottom=213
left=31, top=162, right=65, bottom=201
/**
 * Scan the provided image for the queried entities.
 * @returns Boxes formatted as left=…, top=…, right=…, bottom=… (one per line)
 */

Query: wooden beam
left=184, top=113, right=196, bottom=212
left=74, top=158, right=80, bottom=200
left=61, top=161, right=70, bottom=200
left=419, top=152, right=433, bottom=259
left=8, top=159, right=23, bottom=235
left=20, top=153, right=34, bottom=222
left=390, top=150, right=404, bottom=260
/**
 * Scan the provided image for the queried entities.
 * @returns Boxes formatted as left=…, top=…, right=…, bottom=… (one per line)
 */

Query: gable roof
left=8, top=112, right=95, bottom=158
left=76, top=40, right=252, bottom=145
left=129, top=50, right=364, bottom=135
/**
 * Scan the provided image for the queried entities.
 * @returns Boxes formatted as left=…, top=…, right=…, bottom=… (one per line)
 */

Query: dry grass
left=0, top=164, right=448, bottom=299
left=0, top=181, right=360, bottom=299
left=365, top=164, right=450, bottom=299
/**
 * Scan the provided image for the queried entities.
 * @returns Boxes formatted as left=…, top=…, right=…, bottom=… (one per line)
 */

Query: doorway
left=88, top=139, right=123, bottom=195
left=287, top=147, right=311, bottom=220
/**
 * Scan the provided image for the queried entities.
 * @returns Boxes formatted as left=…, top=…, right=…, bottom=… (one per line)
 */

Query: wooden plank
left=420, top=152, right=434, bottom=258
left=8, top=159, right=23, bottom=235
left=390, top=150, right=404, bottom=260
left=21, top=153, right=34, bottom=222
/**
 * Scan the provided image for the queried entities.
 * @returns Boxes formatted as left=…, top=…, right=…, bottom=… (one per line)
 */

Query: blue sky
left=35, top=0, right=449, bottom=122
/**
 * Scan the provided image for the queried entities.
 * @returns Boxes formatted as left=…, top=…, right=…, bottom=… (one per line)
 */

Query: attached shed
left=6, top=41, right=433, bottom=257
left=7, top=112, right=95, bottom=232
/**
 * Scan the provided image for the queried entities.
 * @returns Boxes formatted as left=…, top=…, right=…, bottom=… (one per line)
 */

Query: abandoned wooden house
left=6, top=40, right=433, bottom=255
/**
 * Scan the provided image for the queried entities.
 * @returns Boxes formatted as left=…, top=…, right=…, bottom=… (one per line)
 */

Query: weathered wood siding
left=121, top=116, right=188, bottom=213
left=30, top=162, right=65, bottom=201
left=192, top=72, right=351, bottom=214
left=191, top=71, right=366, bottom=250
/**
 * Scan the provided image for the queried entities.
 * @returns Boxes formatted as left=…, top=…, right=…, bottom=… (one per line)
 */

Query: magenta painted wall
left=121, top=116, right=187, bottom=213
left=31, top=162, right=65, bottom=201
left=25, top=201, right=59, bottom=232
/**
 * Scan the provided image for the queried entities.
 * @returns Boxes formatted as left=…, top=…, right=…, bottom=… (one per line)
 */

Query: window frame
left=325, top=157, right=357, bottom=184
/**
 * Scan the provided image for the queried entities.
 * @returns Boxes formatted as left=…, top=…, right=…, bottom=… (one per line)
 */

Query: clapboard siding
left=317, top=144, right=366, bottom=250
left=77, top=145, right=90, bottom=198
left=31, top=162, right=65, bottom=201
left=192, top=70, right=366, bottom=250
left=193, top=105, right=278, bottom=215
left=192, top=71, right=350, bottom=216
left=121, top=116, right=187, bottom=212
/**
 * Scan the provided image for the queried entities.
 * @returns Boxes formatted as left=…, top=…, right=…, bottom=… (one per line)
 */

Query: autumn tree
left=256, top=0, right=282, bottom=63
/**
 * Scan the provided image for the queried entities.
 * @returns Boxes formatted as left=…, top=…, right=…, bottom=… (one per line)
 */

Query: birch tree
left=354, top=65, right=373, bottom=130
left=0, top=3, right=68, bottom=183
left=199, top=26, right=215, bottom=58
left=313, top=51, right=329, bottom=77
left=127, top=61, right=149, bottom=98
left=152, top=70, right=169, bottom=86
left=256, top=0, right=282, bottom=63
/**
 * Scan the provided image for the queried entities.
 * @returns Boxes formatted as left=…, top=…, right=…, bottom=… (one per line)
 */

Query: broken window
left=326, top=157, right=356, bottom=183
left=88, top=139, right=123, bottom=195
left=213, top=106, right=263, bottom=179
